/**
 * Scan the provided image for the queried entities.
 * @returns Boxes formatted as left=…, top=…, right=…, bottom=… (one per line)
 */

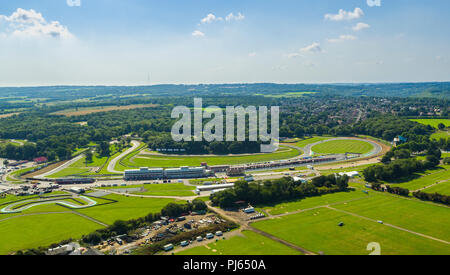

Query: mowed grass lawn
left=311, top=140, right=374, bottom=155
left=410, top=119, right=450, bottom=129
left=119, top=146, right=301, bottom=169
left=47, top=157, right=90, bottom=178
left=75, top=194, right=180, bottom=224
left=293, top=136, right=333, bottom=148
left=332, top=193, right=450, bottom=242
left=260, top=190, right=370, bottom=216
left=0, top=213, right=103, bottom=254
left=423, top=181, right=450, bottom=196
left=384, top=166, right=450, bottom=191
left=101, top=183, right=196, bottom=197
left=177, top=230, right=302, bottom=255
left=252, top=207, right=450, bottom=255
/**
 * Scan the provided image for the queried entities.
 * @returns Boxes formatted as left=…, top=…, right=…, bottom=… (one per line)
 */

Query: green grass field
left=423, top=181, right=450, bottom=195
left=319, top=163, right=376, bottom=176
left=410, top=119, right=450, bottom=129
left=252, top=207, right=450, bottom=255
left=0, top=193, right=177, bottom=254
left=431, top=131, right=449, bottom=140
left=332, top=193, right=450, bottom=241
left=47, top=145, right=128, bottom=178
left=117, top=146, right=301, bottom=170
left=383, top=166, right=450, bottom=191
left=6, top=165, right=45, bottom=182
left=75, top=194, right=179, bottom=224
left=260, top=190, right=370, bottom=216
left=311, top=139, right=374, bottom=155
left=177, top=230, right=302, bottom=255
left=0, top=200, right=72, bottom=220
left=101, top=183, right=196, bottom=197
left=0, top=213, right=103, bottom=254
left=293, top=136, right=333, bottom=148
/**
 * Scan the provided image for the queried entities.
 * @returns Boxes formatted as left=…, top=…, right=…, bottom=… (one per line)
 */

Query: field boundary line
left=248, top=226, right=315, bottom=255
left=263, top=194, right=374, bottom=220
left=71, top=211, right=109, bottom=227
left=326, top=206, right=450, bottom=245
left=416, top=180, right=449, bottom=193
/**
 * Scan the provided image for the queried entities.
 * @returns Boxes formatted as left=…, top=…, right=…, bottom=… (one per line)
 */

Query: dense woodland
left=0, top=86, right=448, bottom=161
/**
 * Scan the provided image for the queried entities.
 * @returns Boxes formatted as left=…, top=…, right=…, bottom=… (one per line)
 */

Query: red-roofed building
left=34, top=157, right=48, bottom=164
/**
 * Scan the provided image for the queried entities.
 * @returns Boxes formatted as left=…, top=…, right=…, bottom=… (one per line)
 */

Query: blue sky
left=0, top=0, right=449, bottom=86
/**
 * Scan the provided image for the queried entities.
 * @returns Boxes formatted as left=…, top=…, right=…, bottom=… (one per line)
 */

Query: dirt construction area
left=52, top=104, right=158, bottom=117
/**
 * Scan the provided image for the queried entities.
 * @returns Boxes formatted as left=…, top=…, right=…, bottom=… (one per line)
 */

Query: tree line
left=413, top=191, right=450, bottom=206
left=211, top=176, right=349, bottom=209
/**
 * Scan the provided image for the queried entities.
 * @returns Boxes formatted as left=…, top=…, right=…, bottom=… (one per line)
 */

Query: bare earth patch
left=0, top=113, right=20, bottom=119
left=52, top=104, right=159, bottom=117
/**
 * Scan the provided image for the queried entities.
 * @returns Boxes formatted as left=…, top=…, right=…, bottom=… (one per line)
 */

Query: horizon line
left=1, top=80, right=450, bottom=89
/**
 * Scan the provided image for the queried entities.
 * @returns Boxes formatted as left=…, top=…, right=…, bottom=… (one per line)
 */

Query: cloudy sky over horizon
left=0, top=0, right=449, bottom=86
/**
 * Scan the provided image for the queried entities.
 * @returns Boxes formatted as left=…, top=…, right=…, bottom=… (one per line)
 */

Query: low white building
left=195, top=183, right=235, bottom=194
left=70, top=187, right=85, bottom=194
left=338, top=171, right=360, bottom=178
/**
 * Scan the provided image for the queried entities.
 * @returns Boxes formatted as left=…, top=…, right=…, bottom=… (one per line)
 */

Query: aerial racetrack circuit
left=5, top=136, right=384, bottom=182
left=0, top=195, right=98, bottom=214
left=17, top=136, right=386, bottom=180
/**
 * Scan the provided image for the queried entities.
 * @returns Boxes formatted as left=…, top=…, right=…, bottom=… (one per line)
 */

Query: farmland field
left=0, top=213, right=103, bottom=254
left=0, top=113, right=20, bottom=119
left=252, top=207, right=450, bottom=255
left=117, top=146, right=301, bottom=170
left=177, top=230, right=302, bottom=255
left=311, top=139, right=374, bottom=155
left=410, top=119, right=450, bottom=129
left=51, top=104, right=158, bottom=117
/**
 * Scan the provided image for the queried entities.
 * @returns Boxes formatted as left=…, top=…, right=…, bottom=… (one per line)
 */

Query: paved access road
left=107, top=140, right=141, bottom=174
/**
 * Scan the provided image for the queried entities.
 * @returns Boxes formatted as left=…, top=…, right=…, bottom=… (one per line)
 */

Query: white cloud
left=192, top=30, right=205, bottom=37
left=367, top=0, right=382, bottom=7
left=285, top=53, right=301, bottom=59
left=226, top=12, right=245, bottom=22
left=66, top=0, right=81, bottom=7
left=248, top=52, right=257, bottom=57
left=201, top=13, right=223, bottom=24
left=352, top=22, right=370, bottom=31
left=327, top=35, right=357, bottom=43
left=300, top=42, right=322, bottom=53
left=0, top=8, right=73, bottom=39
left=325, top=8, right=364, bottom=21
left=285, top=42, right=321, bottom=59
